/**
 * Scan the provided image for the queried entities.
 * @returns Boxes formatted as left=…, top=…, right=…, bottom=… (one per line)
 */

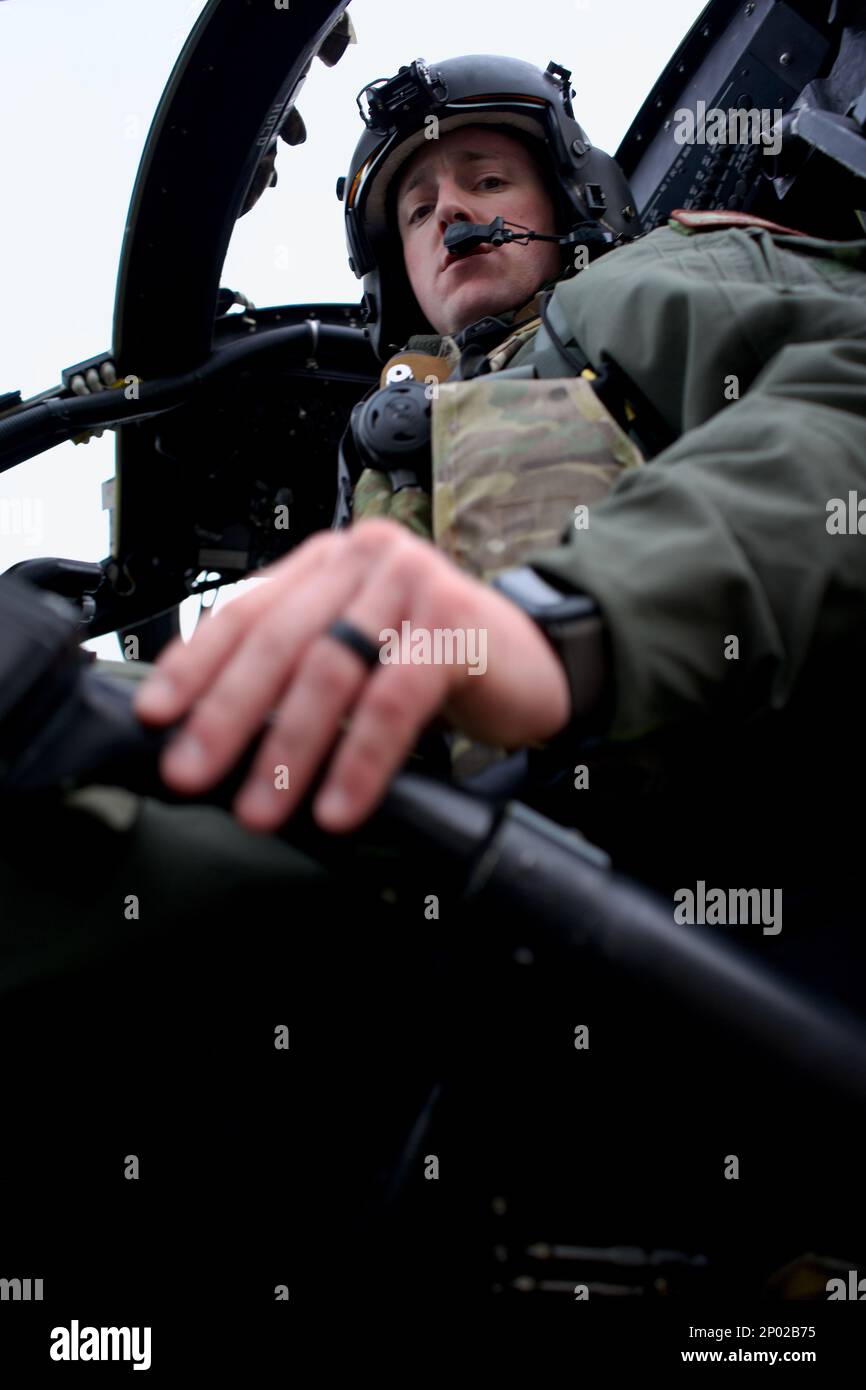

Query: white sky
left=0, top=0, right=705, bottom=654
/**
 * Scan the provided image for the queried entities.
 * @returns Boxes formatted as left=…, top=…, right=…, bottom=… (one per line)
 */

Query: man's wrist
left=490, top=565, right=612, bottom=734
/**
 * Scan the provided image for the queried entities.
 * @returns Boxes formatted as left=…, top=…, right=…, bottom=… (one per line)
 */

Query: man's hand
left=133, top=519, right=572, bottom=834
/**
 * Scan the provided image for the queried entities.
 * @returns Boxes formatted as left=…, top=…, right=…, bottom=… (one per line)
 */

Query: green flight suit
left=383, top=218, right=866, bottom=748
left=517, top=220, right=866, bottom=743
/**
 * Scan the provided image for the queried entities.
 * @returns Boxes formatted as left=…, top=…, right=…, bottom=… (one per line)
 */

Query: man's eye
left=406, top=177, right=507, bottom=224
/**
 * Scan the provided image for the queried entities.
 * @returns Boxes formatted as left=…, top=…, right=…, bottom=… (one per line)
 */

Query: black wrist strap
left=490, top=565, right=613, bottom=732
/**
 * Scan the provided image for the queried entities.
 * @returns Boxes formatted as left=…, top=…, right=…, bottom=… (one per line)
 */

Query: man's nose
left=436, top=184, right=478, bottom=235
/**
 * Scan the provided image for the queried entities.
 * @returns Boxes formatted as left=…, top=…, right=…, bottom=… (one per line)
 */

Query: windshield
left=0, top=0, right=706, bottom=654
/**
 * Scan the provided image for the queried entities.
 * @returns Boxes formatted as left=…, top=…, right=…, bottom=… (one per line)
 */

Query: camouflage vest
left=350, top=290, right=644, bottom=776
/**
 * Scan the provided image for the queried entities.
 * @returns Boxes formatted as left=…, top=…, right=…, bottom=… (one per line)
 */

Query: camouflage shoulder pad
left=432, top=374, right=643, bottom=583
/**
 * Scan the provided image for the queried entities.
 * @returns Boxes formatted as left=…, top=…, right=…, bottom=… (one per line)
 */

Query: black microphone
left=443, top=217, right=512, bottom=254
left=444, top=215, right=615, bottom=258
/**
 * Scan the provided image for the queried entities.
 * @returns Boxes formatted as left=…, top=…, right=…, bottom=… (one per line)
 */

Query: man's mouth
left=441, top=245, right=494, bottom=275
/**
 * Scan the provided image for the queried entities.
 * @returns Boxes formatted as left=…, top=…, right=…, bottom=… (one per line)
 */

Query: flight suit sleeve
left=521, top=225, right=866, bottom=741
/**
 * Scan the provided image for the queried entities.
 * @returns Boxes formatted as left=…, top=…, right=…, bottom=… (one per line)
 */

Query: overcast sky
left=0, top=0, right=706, bottom=653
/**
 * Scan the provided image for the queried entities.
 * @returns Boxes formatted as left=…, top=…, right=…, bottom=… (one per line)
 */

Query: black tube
left=4, top=573, right=866, bottom=1106
left=0, top=322, right=370, bottom=474
left=463, top=798, right=866, bottom=1108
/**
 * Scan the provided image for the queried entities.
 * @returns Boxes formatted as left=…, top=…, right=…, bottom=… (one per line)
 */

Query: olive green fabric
left=512, top=223, right=866, bottom=741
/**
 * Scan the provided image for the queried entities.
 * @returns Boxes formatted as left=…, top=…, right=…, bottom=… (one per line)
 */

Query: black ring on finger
left=325, top=618, right=382, bottom=670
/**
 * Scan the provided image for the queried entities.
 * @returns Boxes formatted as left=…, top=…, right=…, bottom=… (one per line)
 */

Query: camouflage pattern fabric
left=352, top=291, right=552, bottom=532
left=431, top=373, right=644, bottom=584
left=430, top=372, right=643, bottom=778
left=350, top=314, right=644, bottom=779
left=351, top=468, right=432, bottom=540
left=486, top=315, right=543, bottom=372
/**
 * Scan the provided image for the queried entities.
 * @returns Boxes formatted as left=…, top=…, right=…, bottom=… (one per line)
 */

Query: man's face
left=396, top=126, right=563, bottom=336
